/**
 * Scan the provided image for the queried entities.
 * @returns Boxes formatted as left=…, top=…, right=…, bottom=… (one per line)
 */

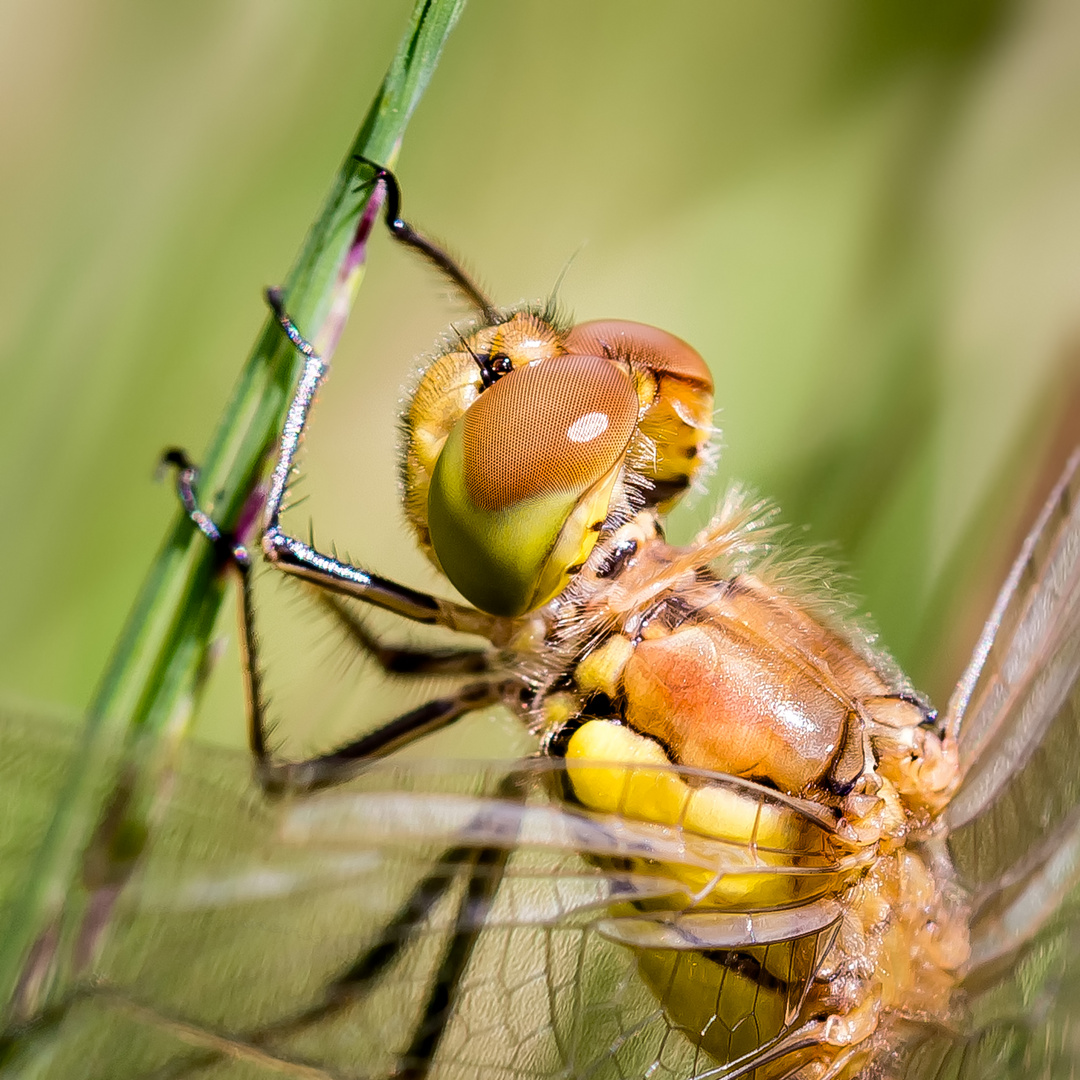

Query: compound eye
left=565, top=320, right=714, bottom=512
left=565, top=320, right=712, bottom=390
left=428, top=354, right=638, bottom=616
left=465, top=354, right=638, bottom=510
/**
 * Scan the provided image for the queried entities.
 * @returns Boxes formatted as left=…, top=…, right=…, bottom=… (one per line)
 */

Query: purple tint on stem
left=351, top=178, right=386, bottom=274
left=317, top=180, right=387, bottom=357
left=235, top=482, right=268, bottom=548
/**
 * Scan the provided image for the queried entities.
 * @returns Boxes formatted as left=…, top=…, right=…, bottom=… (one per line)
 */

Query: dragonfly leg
left=160, top=451, right=516, bottom=796
left=251, top=676, right=516, bottom=796
left=255, top=289, right=502, bottom=640
left=354, top=156, right=499, bottom=323
left=163, top=299, right=500, bottom=644
left=160, top=448, right=252, bottom=571
left=315, top=591, right=493, bottom=677
left=239, top=814, right=517, bottom=1080
left=282, top=773, right=525, bottom=1077
left=45, top=781, right=524, bottom=1080
left=395, top=842, right=512, bottom=1079
left=236, top=549, right=515, bottom=793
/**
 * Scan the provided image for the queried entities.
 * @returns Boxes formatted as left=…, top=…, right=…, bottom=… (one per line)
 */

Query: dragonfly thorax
left=532, top=507, right=946, bottom=800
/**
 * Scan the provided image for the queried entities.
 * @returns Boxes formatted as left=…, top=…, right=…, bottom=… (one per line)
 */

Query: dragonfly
left=3, top=160, right=1080, bottom=1080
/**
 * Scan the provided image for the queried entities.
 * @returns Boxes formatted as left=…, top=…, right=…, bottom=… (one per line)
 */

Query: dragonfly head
left=401, top=310, right=714, bottom=616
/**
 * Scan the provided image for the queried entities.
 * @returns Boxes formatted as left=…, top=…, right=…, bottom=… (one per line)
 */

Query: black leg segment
left=353, top=156, right=498, bottom=323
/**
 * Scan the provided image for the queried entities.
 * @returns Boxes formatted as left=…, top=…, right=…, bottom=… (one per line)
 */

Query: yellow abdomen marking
left=565, top=720, right=840, bottom=907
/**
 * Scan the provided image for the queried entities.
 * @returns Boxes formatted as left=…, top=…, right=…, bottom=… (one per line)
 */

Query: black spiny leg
left=315, top=592, right=492, bottom=678
left=252, top=290, right=496, bottom=639
left=161, top=450, right=514, bottom=796
left=242, top=806, right=517, bottom=1080
left=160, top=448, right=251, bottom=571
left=354, top=156, right=498, bottom=324
left=102, top=775, right=525, bottom=1080
left=160, top=283, right=515, bottom=794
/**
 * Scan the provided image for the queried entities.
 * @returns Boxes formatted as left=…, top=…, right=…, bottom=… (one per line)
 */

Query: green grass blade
left=0, top=0, right=467, bottom=1022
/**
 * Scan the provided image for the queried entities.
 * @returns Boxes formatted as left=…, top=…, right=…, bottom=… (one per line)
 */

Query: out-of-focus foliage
left=2, top=0, right=1079, bottom=739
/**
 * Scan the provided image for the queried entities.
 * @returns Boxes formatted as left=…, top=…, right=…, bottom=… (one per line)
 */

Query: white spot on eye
left=567, top=411, right=609, bottom=443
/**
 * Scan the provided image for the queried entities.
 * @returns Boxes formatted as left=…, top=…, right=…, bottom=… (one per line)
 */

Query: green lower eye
left=428, top=420, right=583, bottom=616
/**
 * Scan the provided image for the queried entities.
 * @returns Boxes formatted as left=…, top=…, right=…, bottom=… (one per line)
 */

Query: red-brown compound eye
left=565, top=320, right=714, bottom=512
left=565, top=320, right=713, bottom=391
left=427, top=354, right=639, bottom=616
left=463, top=354, right=639, bottom=511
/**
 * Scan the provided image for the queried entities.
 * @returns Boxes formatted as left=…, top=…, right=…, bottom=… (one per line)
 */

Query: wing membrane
left=945, top=449, right=1080, bottom=848
left=909, top=450, right=1080, bottom=1080
left=1, top=709, right=850, bottom=1080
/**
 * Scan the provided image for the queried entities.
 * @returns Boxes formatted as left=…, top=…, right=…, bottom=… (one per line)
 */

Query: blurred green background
left=3, top=0, right=1079, bottom=750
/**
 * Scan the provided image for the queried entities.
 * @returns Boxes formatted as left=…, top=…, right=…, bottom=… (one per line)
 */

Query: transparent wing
left=944, top=448, right=1080, bottom=901
left=945, top=448, right=1080, bottom=861
left=1, top=709, right=850, bottom=1080
left=898, top=449, right=1080, bottom=1079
